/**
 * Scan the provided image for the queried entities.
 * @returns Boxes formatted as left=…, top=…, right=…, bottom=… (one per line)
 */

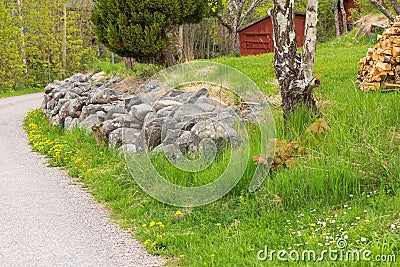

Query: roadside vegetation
left=24, top=33, right=399, bottom=266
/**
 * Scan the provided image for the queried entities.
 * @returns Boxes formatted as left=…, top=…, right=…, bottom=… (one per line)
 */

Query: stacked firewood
left=358, top=16, right=400, bottom=91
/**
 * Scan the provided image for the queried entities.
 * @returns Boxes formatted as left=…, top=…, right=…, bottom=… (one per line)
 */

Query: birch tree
left=217, top=0, right=265, bottom=54
left=272, top=0, right=320, bottom=118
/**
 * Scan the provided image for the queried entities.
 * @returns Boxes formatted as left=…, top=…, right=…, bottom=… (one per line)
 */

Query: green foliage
left=0, top=87, right=42, bottom=99
left=0, top=0, right=97, bottom=90
left=0, top=1, right=25, bottom=92
left=89, top=58, right=162, bottom=78
left=91, top=0, right=210, bottom=62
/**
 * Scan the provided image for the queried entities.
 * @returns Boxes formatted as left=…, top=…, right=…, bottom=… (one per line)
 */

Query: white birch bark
left=339, top=0, right=347, bottom=34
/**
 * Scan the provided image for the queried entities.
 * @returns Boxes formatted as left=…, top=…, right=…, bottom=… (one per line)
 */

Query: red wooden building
left=339, top=0, right=358, bottom=33
left=238, top=12, right=306, bottom=56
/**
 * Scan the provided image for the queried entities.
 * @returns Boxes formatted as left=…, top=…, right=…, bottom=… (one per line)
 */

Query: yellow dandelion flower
left=175, top=210, right=182, bottom=215
left=215, top=223, right=222, bottom=227
left=149, top=221, right=156, bottom=227
left=151, top=242, right=157, bottom=247
left=210, top=254, right=215, bottom=257
left=142, top=223, right=147, bottom=228
left=144, top=239, right=151, bottom=245
left=310, top=223, right=316, bottom=227
left=179, top=254, right=185, bottom=258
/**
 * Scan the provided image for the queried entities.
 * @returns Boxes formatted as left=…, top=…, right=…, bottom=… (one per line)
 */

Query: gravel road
left=0, top=93, right=165, bottom=266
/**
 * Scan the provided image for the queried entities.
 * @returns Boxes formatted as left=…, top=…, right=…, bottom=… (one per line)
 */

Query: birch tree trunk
left=62, top=4, right=67, bottom=73
left=229, top=29, right=240, bottom=55
left=339, top=0, right=347, bottom=34
left=16, top=0, right=27, bottom=70
left=333, top=0, right=340, bottom=37
left=272, top=0, right=319, bottom=118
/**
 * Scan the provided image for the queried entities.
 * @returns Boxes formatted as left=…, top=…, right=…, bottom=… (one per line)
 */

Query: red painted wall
left=239, top=14, right=306, bottom=56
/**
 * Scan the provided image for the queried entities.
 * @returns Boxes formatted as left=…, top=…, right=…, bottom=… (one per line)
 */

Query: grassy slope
left=24, top=37, right=399, bottom=266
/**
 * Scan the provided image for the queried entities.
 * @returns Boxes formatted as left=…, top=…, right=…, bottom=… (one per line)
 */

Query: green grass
left=0, top=87, right=42, bottom=98
left=23, top=35, right=399, bottom=266
left=89, top=58, right=162, bottom=79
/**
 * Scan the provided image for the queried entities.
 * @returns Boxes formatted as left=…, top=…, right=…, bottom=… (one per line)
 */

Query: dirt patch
left=112, top=77, right=147, bottom=94
left=176, top=82, right=241, bottom=106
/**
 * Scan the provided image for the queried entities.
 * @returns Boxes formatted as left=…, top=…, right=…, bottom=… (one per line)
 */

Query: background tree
left=369, top=0, right=400, bottom=21
left=272, top=0, right=320, bottom=118
left=91, top=0, right=210, bottom=69
left=0, top=1, right=26, bottom=92
left=216, top=0, right=265, bottom=54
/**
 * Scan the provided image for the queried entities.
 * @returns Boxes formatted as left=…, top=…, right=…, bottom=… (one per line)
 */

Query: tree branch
left=217, top=13, right=232, bottom=29
left=240, top=0, right=263, bottom=26
left=393, top=0, right=400, bottom=15
left=369, top=0, right=395, bottom=21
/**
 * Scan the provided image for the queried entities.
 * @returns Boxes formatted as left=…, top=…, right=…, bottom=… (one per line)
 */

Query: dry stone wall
left=41, top=72, right=263, bottom=156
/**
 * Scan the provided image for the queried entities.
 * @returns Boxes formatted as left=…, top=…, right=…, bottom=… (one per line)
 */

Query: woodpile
left=357, top=16, right=400, bottom=91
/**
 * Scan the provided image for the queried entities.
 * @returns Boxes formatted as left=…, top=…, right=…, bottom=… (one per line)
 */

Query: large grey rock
left=79, top=114, right=101, bottom=129
left=79, top=104, right=102, bottom=121
left=172, top=104, right=205, bottom=120
left=109, top=128, right=141, bottom=147
left=156, top=106, right=175, bottom=117
left=51, top=99, right=70, bottom=116
left=162, top=129, right=182, bottom=145
left=175, top=131, right=191, bottom=148
left=191, top=119, right=238, bottom=140
left=144, top=80, right=160, bottom=93
left=173, top=92, right=194, bottom=103
left=129, top=104, right=153, bottom=121
left=101, top=119, right=122, bottom=136
left=89, top=71, right=107, bottom=83
left=53, top=91, right=66, bottom=102
left=105, top=105, right=126, bottom=120
left=180, top=112, right=218, bottom=123
left=195, top=97, right=228, bottom=109
left=187, top=88, right=208, bottom=104
left=69, top=98, right=86, bottom=117
left=118, top=143, right=143, bottom=155
left=50, top=115, right=63, bottom=127
left=126, top=95, right=152, bottom=110
left=70, top=86, right=89, bottom=96
left=90, top=88, right=120, bottom=104
left=144, top=117, right=164, bottom=149
left=46, top=99, right=56, bottom=110
left=64, top=117, right=79, bottom=131
left=44, top=82, right=61, bottom=94
left=96, top=111, right=107, bottom=122
left=56, top=83, right=75, bottom=94
left=104, top=76, right=120, bottom=87
left=64, top=91, right=80, bottom=100
left=165, top=89, right=184, bottom=97
left=59, top=100, right=72, bottom=119
left=153, top=100, right=182, bottom=111
left=70, top=73, right=89, bottom=83
left=196, top=103, right=216, bottom=112
left=122, top=114, right=143, bottom=125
